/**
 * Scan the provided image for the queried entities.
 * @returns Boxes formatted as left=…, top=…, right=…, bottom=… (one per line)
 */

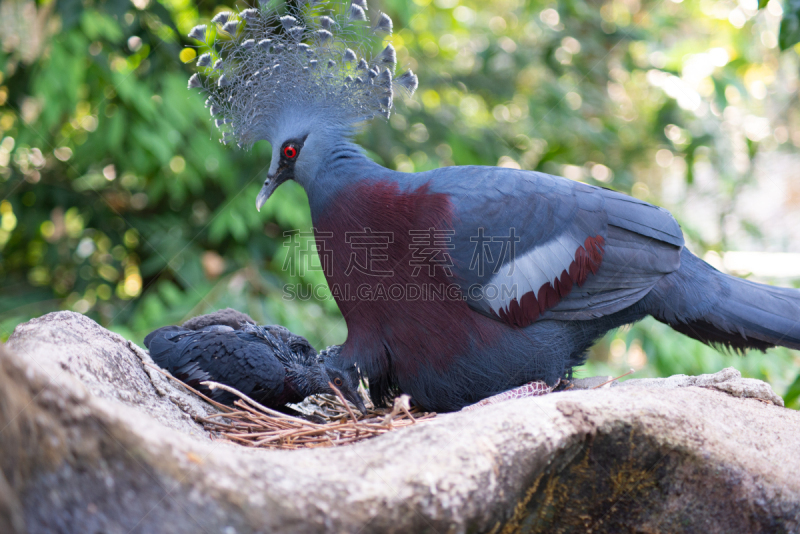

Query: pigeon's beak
left=256, top=164, right=294, bottom=212
left=256, top=174, right=281, bottom=212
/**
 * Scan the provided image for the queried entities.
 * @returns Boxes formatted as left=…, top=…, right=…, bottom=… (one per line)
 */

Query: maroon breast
left=314, top=179, right=481, bottom=375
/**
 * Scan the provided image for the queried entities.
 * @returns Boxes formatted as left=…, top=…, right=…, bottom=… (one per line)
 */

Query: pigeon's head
left=186, top=1, right=419, bottom=211
left=319, top=346, right=367, bottom=414
left=256, top=115, right=357, bottom=209
left=255, top=116, right=334, bottom=211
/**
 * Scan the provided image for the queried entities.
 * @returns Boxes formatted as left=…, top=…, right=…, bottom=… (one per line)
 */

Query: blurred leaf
left=785, top=372, right=800, bottom=408
left=780, top=0, right=800, bottom=50
left=80, top=10, right=124, bottom=43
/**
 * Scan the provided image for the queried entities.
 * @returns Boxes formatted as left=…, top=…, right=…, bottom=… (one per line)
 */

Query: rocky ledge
left=1, top=312, right=799, bottom=533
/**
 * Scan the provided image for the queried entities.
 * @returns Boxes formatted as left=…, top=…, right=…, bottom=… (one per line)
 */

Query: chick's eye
left=284, top=146, right=297, bottom=159
left=334, top=377, right=343, bottom=386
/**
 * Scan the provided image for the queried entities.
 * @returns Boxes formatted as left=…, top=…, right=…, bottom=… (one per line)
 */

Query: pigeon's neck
left=304, top=139, right=391, bottom=214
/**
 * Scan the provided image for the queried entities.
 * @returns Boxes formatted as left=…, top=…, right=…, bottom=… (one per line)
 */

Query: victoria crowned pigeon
left=185, top=3, right=800, bottom=412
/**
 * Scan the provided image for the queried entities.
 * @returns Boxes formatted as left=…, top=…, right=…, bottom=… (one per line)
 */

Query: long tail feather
left=645, top=249, right=800, bottom=351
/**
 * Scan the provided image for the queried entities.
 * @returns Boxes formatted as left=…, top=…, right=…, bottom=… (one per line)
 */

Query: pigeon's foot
left=461, top=380, right=558, bottom=412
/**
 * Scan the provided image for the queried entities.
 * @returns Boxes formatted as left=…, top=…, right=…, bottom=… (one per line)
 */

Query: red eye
left=334, top=377, right=343, bottom=386
left=283, top=146, right=297, bottom=159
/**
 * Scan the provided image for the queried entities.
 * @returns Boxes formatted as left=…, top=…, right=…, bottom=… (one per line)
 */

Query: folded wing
left=434, top=167, right=684, bottom=327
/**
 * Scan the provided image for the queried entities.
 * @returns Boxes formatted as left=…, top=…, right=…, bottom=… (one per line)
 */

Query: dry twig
left=592, top=368, right=636, bottom=389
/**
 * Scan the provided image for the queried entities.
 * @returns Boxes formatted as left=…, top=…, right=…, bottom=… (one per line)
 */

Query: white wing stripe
left=486, top=235, right=579, bottom=314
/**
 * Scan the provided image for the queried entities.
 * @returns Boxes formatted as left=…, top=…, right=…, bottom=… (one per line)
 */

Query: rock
left=1, top=311, right=799, bottom=533
left=620, top=367, right=786, bottom=406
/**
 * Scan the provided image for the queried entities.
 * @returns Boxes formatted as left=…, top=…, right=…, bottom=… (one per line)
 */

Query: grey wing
left=541, top=185, right=683, bottom=320
left=432, top=167, right=684, bottom=326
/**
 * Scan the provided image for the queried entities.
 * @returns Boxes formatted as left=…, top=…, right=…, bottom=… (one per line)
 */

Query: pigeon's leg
left=461, top=380, right=558, bottom=411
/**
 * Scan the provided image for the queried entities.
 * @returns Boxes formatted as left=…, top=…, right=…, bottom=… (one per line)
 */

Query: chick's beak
left=332, top=381, right=366, bottom=415
left=347, top=392, right=368, bottom=415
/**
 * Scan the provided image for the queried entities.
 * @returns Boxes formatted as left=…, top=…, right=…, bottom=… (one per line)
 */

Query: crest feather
left=211, top=12, right=232, bottom=24
left=188, top=25, right=206, bottom=41
left=396, top=69, right=419, bottom=93
left=319, top=15, right=334, bottom=29
left=222, top=20, right=240, bottom=34
left=187, top=0, right=420, bottom=146
left=280, top=15, right=298, bottom=29
left=375, top=13, right=393, bottom=34
left=349, top=5, right=367, bottom=21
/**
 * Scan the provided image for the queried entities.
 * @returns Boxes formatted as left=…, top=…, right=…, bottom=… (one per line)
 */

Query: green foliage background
left=1, top=0, right=798, bottom=407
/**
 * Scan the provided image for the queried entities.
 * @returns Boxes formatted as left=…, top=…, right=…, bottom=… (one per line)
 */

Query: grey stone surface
left=569, top=375, right=614, bottom=389
left=1, top=311, right=799, bottom=533
left=621, top=366, right=786, bottom=406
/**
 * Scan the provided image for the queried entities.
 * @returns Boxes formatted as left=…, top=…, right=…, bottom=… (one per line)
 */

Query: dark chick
left=144, top=310, right=365, bottom=414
